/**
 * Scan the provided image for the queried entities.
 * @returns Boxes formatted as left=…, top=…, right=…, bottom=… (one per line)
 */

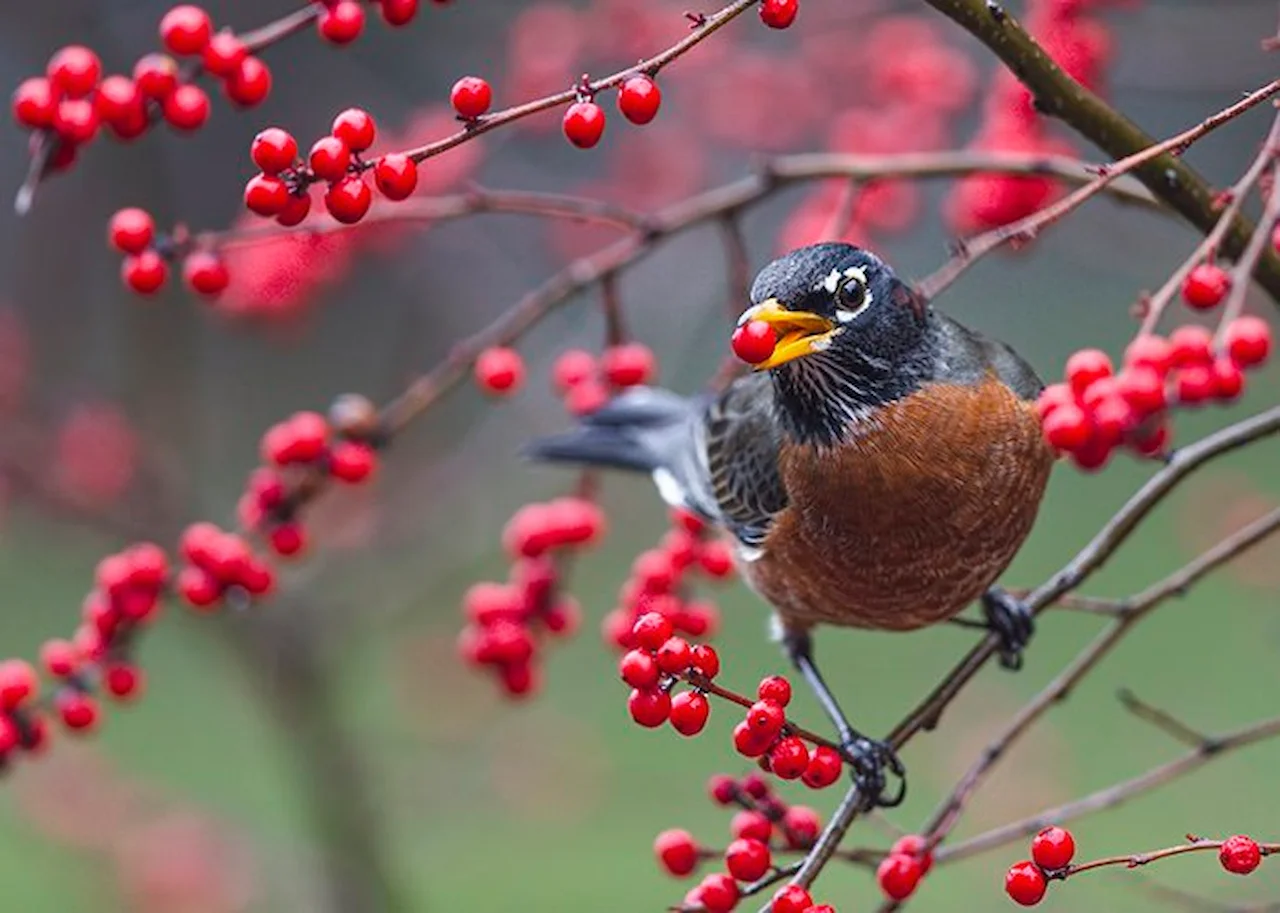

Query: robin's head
left=737, top=243, right=935, bottom=443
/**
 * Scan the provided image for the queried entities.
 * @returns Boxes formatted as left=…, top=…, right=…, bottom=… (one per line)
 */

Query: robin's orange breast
left=742, top=375, right=1055, bottom=632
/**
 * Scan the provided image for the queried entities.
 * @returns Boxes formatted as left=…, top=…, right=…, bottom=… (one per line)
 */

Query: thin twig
left=1117, top=689, right=1212, bottom=747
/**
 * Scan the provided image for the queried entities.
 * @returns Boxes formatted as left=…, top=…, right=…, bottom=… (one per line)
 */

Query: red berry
left=1224, top=316, right=1272, bottom=367
left=698, top=540, right=735, bottom=577
left=1065, top=348, right=1112, bottom=395
left=732, top=320, right=778, bottom=364
left=41, top=639, right=79, bottom=677
left=53, top=98, right=99, bottom=144
left=618, top=75, right=661, bottom=125
left=1005, top=860, right=1047, bottom=906
left=1124, top=334, right=1173, bottom=375
left=1031, top=826, right=1076, bottom=870
left=746, top=699, right=785, bottom=739
left=601, top=342, right=656, bottom=387
left=891, top=835, right=933, bottom=875
left=451, top=76, right=492, bottom=119
left=47, top=46, right=102, bottom=98
left=251, top=128, right=297, bottom=175
left=162, top=83, right=210, bottom=131
left=1169, top=325, right=1213, bottom=367
left=309, top=136, right=351, bottom=181
left=759, top=0, right=799, bottom=28
left=324, top=175, right=373, bottom=224
left=134, top=53, right=180, bottom=100
left=655, top=637, right=692, bottom=675
left=771, top=885, right=814, bottom=913
left=374, top=153, right=418, bottom=200
left=631, top=611, right=673, bottom=651
left=56, top=689, right=99, bottom=731
left=696, top=873, right=739, bottom=913
left=12, top=77, right=57, bottom=129
left=1175, top=364, right=1216, bottom=405
left=381, top=0, right=420, bottom=26
left=732, top=809, right=773, bottom=843
left=782, top=806, right=820, bottom=848
left=108, top=208, right=155, bottom=254
left=877, top=853, right=923, bottom=901
left=202, top=30, right=246, bottom=76
left=499, top=659, right=539, bottom=698
left=1182, top=263, right=1230, bottom=309
left=628, top=687, right=671, bottom=727
left=654, top=828, right=699, bottom=877
left=269, top=522, right=307, bottom=557
left=104, top=663, right=144, bottom=699
left=244, top=174, right=290, bottom=216
left=670, top=691, right=710, bottom=736
left=725, top=837, right=771, bottom=882
left=769, top=736, right=810, bottom=780
left=161, top=5, right=213, bottom=55
left=563, top=101, right=605, bottom=149
left=332, top=107, right=376, bottom=152
left=122, top=251, right=169, bottom=295
left=707, top=775, right=738, bottom=805
left=565, top=379, right=609, bottom=416
left=277, top=192, right=312, bottom=227
left=474, top=346, right=525, bottom=395
left=0, top=660, right=38, bottom=708
left=319, top=1, right=365, bottom=43
left=329, top=440, right=377, bottom=483
left=552, top=349, right=597, bottom=391
left=690, top=643, right=720, bottom=678
left=1212, top=356, right=1245, bottom=400
left=733, top=720, right=774, bottom=758
left=1041, top=403, right=1091, bottom=451
left=633, top=548, right=676, bottom=592
left=224, top=56, right=272, bottom=107
left=801, top=744, right=843, bottom=788
left=96, top=76, right=145, bottom=127
left=757, top=675, right=792, bottom=706
left=182, top=251, right=229, bottom=297
left=620, top=648, right=660, bottom=689
left=1115, top=367, right=1166, bottom=416
left=1219, top=835, right=1262, bottom=875
left=1035, top=383, right=1074, bottom=422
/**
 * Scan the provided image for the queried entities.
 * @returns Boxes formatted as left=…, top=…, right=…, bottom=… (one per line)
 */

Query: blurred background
left=0, top=0, right=1278, bottom=910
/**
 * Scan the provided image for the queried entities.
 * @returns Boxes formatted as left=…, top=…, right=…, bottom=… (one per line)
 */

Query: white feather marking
left=651, top=468, right=686, bottom=507
left=821, top=269, right=842, bottom=294
left=737, top=542, right=765, bottom=563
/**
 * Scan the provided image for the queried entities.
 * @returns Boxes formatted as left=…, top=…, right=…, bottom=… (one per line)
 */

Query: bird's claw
left=982, top=586, right=1034, bottom=671
left=842, top=736, right=906, bottom=810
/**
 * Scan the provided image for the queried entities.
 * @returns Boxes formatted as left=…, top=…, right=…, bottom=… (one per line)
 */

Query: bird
left=525, top=242, right=1056, bottom=806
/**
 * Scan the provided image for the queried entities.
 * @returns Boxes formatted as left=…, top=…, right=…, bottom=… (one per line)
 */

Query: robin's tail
left=523, top=387, right=711, bottom=515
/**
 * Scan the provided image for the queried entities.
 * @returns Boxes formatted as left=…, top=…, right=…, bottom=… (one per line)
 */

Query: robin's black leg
left=781, top=628, right=906, bottom=810
left=980, top=586, right=1034, bottom=671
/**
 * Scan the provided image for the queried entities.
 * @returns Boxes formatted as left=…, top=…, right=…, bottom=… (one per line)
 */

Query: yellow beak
left=737, top=298, right=836, bottom=370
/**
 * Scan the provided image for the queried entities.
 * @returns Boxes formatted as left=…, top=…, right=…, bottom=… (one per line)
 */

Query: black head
left=737, top=243, right=935, bottom=445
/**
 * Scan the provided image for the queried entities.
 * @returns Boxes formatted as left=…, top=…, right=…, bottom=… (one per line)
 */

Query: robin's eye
left=836, top=276, right=867, bottom=313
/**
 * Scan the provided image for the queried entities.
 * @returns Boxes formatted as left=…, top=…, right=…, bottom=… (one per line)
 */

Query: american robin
left=526, top=242, right=1055, bottom=806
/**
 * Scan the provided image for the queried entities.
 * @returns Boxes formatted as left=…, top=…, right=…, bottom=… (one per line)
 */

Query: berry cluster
left=317, top=0, right=426, bottom=43
left=621, top=611, right=721, bottom=733
left=1006, top=828, right=1272, bottom=906
left=107, top=206, right=231, bottom=298
left=173, top=523, right=276, bottom=611
left=654, top=773, right=828, bottom=912
left=549, top=343, right=658, bottom=414
left=245, top=108, right=419, bottom=226
left=875, top=835, right=934, bottom=901
left=728, top=677, right=844, bottom=790
left=602, top=508, right=733, bottom=653
left=246, top=396, right=383, bottom=557
left=457, top=496, right=605, bottom=696
left=1037, top=317, right=1273, bottom=470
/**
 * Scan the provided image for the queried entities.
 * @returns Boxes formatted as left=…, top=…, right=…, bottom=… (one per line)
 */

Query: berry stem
left=1060, top=838, right=1279, bottom=879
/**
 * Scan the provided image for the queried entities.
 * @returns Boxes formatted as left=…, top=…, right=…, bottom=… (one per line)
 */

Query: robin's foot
left=981, top=586, right=1034, bottom=671
left=842, top=734, right=906, bottom=810
left=781, top=626, right=908, bottom=809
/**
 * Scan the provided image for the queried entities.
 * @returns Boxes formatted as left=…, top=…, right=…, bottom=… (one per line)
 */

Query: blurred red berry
left=47, top=46, right=101, bottom=98
left=1041, top=403, right=1091, bottom=451
left=1175, top=364, right=1216, bottom=405
left=309, top=135, right=351, bottom=181
left=160, top=5, right=213, bottom=55
left=1124, top=334, right=1173, bottom=375
left=670, top=690, right=710, bottom=736
left=122, top=251, right=169, bottom=295
left=725, top=837, right=771, bottom=881
left=11, top=77, right=57, bottom=129
left=374, top=153, right=418, bottom=200
left=563, top=101, right=605, bottom=149
left=1224, top=316, right=1272, bottom=367
left=330, top=440, right=377, bottom=482
left=451, top=76, right=492, bottom=118
left=53, top=98, right=99, bottom=144
left=182, top=251, right=229, bottom=298
left=104, top=663, right=144, bottom=699
left=1005, top=860, right=1047, bottom=906
left=1169, top=325, right=1213, bottom=367
left=319, top=0, right=366, bottom=43
left=892, top=835, right=934, bottom=875
left=202, top=30, right=247, bottom=76
left=269, top=522, right=307, bottom=557
left=618, top=75, right=661, bottom=125
left=601, top=343, right=656, bottom=387
left=134, top=53, right=180, bottom=100
left=552, top=349, right=598, bottom=392
left=1031, top=826, right=1075, bottom=870
left=108, top=208, right=155, bottom=254
left=877, top=853, right=923, bottom=900
left=332, top=107, right=376, bottom=152
left=1065, top=348, right=1112, bottom=395
left=782, top=806, right=820, bottom=848
left=56, top=689, right=98, bottom=730
left=474, top=347, right=525, bottom=394
left=324, top=175, right=373, bottom=224
left=1182, top=263, right=1230, bottom=309
left=696, top=873, right=739, bottom=913
left=759, top=0, right=799, bottom=28
left=1212, top=357, right=1245, bottom=400
left=0, top=660, right=38, bottom=708
left=771, top=885, right=813, bottom=913
left=1115, top=367, right=1166, bottom=416
left=732, top=320, right=778, bottom=364
left=41, top=639, right=79, bottom=677
left=96, top=76, right=145, bottom=130
left=631, top=611, right=673, bottom=651
left=1220, top=835, right=1262, bottom=875
left=699, top=540, right=735, bottom=577
left=654, top=828, right=699, bottom=877
left=381, top=0, right=420, bottom=26
left=162, top=83, right=210, bottom=131
left=225, top=55, right=272, bottom=107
